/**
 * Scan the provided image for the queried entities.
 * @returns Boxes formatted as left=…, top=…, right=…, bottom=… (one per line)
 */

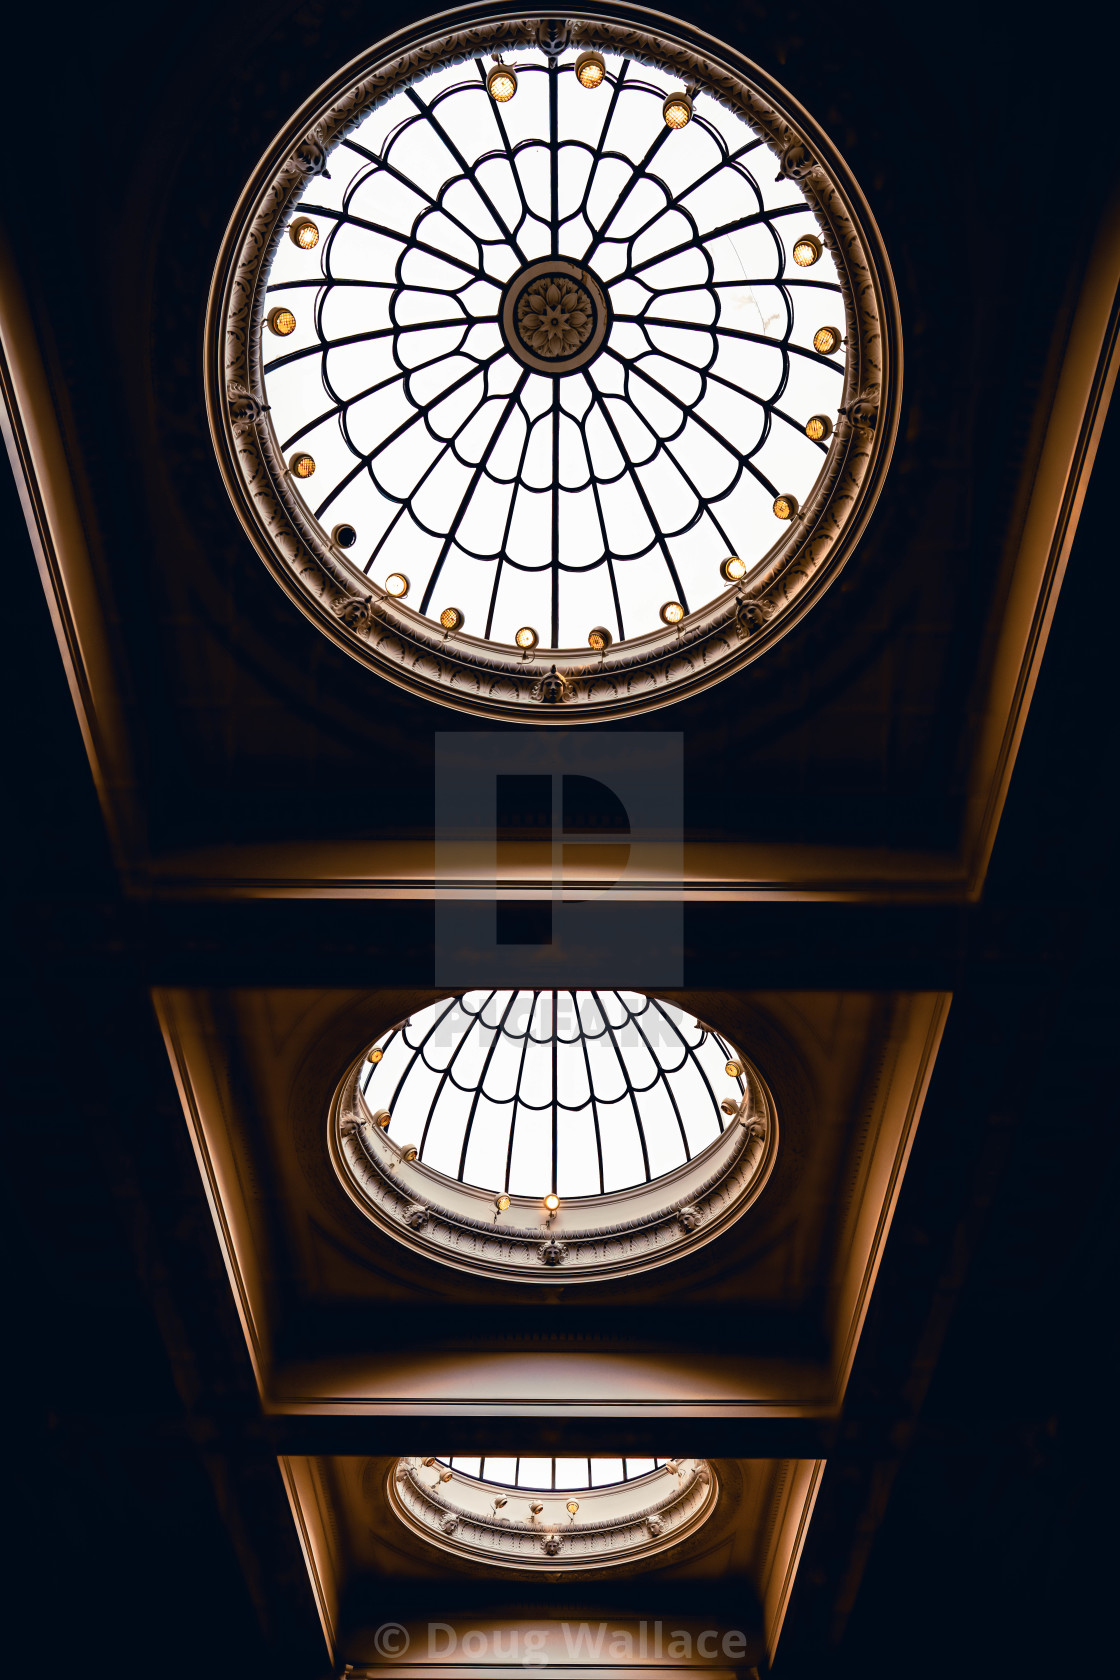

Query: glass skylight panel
left=262, top=44, right=845, bottom=652
left=361, top=990, right=746, bottom=1197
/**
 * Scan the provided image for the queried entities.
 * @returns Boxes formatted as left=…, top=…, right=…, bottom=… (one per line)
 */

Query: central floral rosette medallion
left=516, top=275, right=594, bottom=358
left=501, top=257, right=610, bottom=374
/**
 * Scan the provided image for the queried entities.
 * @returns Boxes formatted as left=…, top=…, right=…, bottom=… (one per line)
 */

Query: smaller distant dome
left=390, top=1456, right=715, bottom=1571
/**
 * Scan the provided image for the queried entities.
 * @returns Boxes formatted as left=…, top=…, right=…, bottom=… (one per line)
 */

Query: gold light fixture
left=772, top=493, right=799, bottom=520
left=331, top=522, right=357, bottom=548
left=543, top=1192, right=560, bottom=1212
left=515, top=626, right=539, bottom=650
left=720, top=1097, right=739, bottom=1116
left=575, top=50, right=606, bottom=88
left=493, top=1495, right=508, bottom=1509
left=289, top=453, right=315, bottom=479
left=439, top=606, right=464, bottom=630
left=805, top=414, right=833, bottom=441
left=588, top=625, right=613, bottom=651
left=813, top=324, right=841, bottom=354
left=422, top=1457, right=437, bottom=1467
left=495, top=1193, right=511, bottom=1212
left=384, top=572, right=409, bottom=598
left=725, top=1060, right=743, bottom=1079
left=289, top=217, right=320, bottom=249
left=370, top=1108, right=391, bottom=1129
left=439, top=1469, right=454, bottom=1482
left=530, top=1501, right=544, bottom=1514
left=792, top=233, right=822, bottom=267
left=720, top=555, right=747, bottom=582
left=266, top=306, right=297, bottom=337
left=400, top=1143, right=419, bottom=1161
left=663, top=90, right=693, bottom=129
left=367, top=1046, right=383, bottom=1064
left=566, top=1499, right=580, bottom=1515
left=487, top=60, right=517, bottom=102
left=660, top=600, right=685, bottom=625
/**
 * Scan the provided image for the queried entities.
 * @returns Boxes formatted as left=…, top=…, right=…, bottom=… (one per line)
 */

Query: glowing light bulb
left=289, top=218, right=320, bottom=249
left=805, top=414, right=833, bottom=442
left=720, top=555, right=747, bottom=582
left=663, top=91, right=692, bottom=129
left=367, top=1047, right=383, bottom=1064
left=488, top=62, right=517, bottom=102
left=384, top=573, right=409, bottom=598
left=725, top=1060, right=743, bottom=1078
left=495, top=1194, right=511, bottom=1212
left=813, top=324, right=841, bottom=355
left=289, top=453, right=315, bottom=479
left=515, top=626, right=539, bottom=649
left=439, top=606, right=464, bottom=630
left=792, top=233, right=822, bottom=267
left=566, top=1500, right=580, bottom=1515
left=543, top=1192, right=560, bottom=1212
left=575, top=51, right=605, bottom=88
left=266, top=306, right=296, bottom=336
left=772, top=494, right=799, bottom=520
left=588, top=625, right=612, bottom=651
left=660, top=600, right=685, bottom=625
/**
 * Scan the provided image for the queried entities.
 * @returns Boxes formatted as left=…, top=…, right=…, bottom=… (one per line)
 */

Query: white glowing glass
left=436, top=1457, right=668, bottom=1489
left=263, top=47, right=844, bottom=649
left=361, top=989, right=746, bottom=1197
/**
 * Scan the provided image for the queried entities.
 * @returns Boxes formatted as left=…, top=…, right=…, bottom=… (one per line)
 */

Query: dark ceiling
left=4, top=1, right=1119, bottom=1678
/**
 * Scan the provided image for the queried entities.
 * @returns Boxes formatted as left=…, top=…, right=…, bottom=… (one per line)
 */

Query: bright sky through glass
left=434, top=1457, right=668, bottom=1489
left=264, top=46, right=845, bottom=648
left=361, top=990, right=746, bottom=1197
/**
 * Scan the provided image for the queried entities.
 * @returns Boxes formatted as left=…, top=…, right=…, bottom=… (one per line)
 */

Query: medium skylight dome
left=361, top=989, right=745, bottom=1198
left=331, top=989, right=778, bottom=1283
left=212, top=12, right=898, bottom=719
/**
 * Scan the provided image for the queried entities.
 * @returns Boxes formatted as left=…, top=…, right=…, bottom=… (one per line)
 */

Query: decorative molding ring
left=329, top=1032, right=778, bottom=1283
left=206, top=5, right=901, bottom=723
left=389, top=1456, right=716, bottom=1571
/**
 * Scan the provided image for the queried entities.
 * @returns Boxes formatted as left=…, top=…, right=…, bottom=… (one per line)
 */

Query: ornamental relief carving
left=206, top=7, right=900, bottom=723
left=328, top=1048, right=778, bottom=1284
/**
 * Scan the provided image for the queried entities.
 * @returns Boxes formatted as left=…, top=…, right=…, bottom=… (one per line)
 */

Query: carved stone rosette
left=205, top=5, right=901, bottom=723
left=328, top=1034, right=777, bottom=1283
left=389, top=1456, right=716, bottom=1572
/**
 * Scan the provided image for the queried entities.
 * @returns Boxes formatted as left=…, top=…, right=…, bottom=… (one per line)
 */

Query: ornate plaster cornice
left=328, top=1034, right=778, bottom=1282
left=205, top=4, right=902, bottom=723
left=388, top=1454, right=716, bottom=1570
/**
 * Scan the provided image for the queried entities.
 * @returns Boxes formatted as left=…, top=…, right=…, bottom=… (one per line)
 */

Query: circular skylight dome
left=210, top=9, right=899, bottom=721
left=330, top=990, right=778, bottom=1282
left=362, top=989, right=745, bottom=1197
left=390, top=1455, right=714, bottom=1570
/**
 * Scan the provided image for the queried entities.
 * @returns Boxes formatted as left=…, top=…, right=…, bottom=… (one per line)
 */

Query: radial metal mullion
left=549, top=992, right=559, bottom=1196
left=457, top=989, right=519, bottom=1180
left=419, top=376, right=528, bottom=617
left=419, top=989, right=498, bottom=1155
left=650, top=998, right=726, bottom=1135
left=592, top=989, right=651, bottom=1182
left=605, top=345, right=780, bottom=502
left=549, top=58, right=560, bottom=256
left=582, top=95, right=672, bottom=268
left=476, top=59, right=534, bottom=233
left=504, top=991, right=538, bottom=1194
left=484, top=406, right=537, bottom=638
left=576, top=61, right=630, bottom=244
left=406, top=84, right=529, bottom=265
left=580, top=380, right=689, bottom=610
left=573, top=991, right=606, bottom=1194
left=629, top=994, right=691, bottom=1161
left=627, top=200, right=809, bottom=278
left=385, top=996, right=462, bottom=1115
left=313, top=348, right=506, bottom=519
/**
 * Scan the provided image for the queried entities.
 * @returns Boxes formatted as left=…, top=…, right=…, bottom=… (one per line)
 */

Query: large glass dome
left=361, top=989, right=745, bottom=1198
left=261, top=41, right=844, bottom=649
left=211, top=10, right=899, bottom=721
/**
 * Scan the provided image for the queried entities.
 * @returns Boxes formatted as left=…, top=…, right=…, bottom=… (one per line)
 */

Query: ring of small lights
left=207, top=5, right=900, bottom=723
left=389, top=1455, right=716, bottom=1570
left=329, top=1017, right=777, bottom=1282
